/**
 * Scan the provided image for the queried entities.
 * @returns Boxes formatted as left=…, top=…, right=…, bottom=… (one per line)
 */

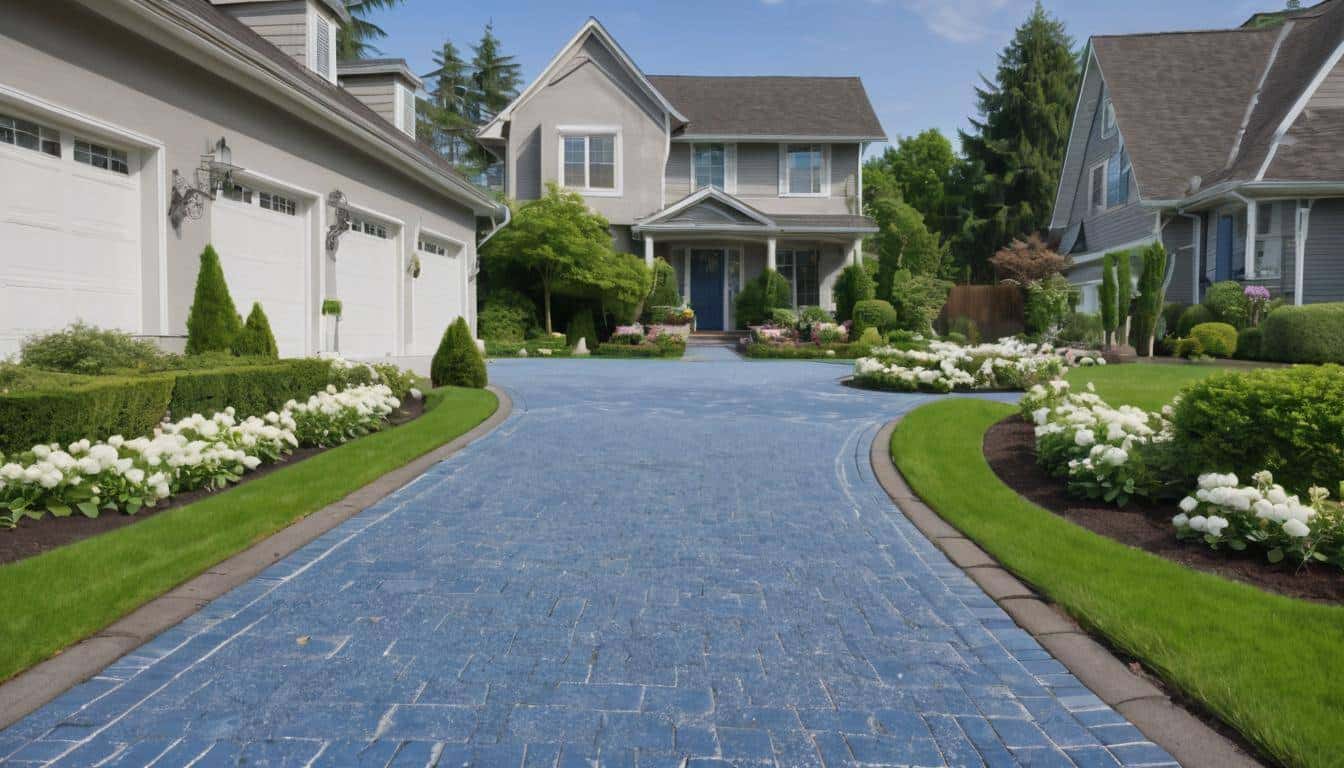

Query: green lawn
left=1065, top=361, right=1237, bottom=410
left=0, top=386, right=497, bottom=684
left=891, top=399, right=1344, bottom=768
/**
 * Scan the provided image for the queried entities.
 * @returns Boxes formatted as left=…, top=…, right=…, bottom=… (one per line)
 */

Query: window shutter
left=314, top=17, right=330, bottom=80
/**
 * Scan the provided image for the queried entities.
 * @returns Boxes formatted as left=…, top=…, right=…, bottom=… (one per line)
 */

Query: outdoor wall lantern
left=326, top=190, right=352, bottom=258
left=168, top=137, right=243, bottom=233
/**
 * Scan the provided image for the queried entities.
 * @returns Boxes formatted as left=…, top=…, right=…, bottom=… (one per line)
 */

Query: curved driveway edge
left=869, top=418, right=1262, bottom=768
left=0, top=386, right=513, bottom=731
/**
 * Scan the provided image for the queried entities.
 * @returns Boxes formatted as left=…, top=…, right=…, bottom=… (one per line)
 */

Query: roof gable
left=639, top=187, right=775, bottom=228
left=648, top=76, right=886, bottom=140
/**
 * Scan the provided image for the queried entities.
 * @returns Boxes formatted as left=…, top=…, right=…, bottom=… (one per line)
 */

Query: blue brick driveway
left=1, top=345, right=1176, bottom=767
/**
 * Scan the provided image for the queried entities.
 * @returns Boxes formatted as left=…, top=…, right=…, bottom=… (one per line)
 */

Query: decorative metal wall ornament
left=325, top=191, right=351, bottom=258
left=167, top=137, right=242, bottom=233
left=407, top=253, right=422, bottom=279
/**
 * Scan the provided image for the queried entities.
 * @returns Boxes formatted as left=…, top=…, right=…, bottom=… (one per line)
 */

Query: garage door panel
left=412, top=251, right=463, bottom=355
left=0, top=152, right=63, bottom=230
left=211, top=197, right=308, bottom=358
left=335, top=233, right=396, bottom=358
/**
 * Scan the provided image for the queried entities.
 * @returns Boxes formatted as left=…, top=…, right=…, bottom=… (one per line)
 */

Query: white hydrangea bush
left=852, top=338, right=1066, bottom=393
left=1173, top=471, right=1344, bottom=568
left=0, top=383, right=401, bottom=527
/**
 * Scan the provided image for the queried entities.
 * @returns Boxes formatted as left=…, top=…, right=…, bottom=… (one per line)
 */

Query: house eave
left=671, top=134, right=887, bottom=143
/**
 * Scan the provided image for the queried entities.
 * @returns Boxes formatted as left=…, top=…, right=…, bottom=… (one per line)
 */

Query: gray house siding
left=340, top=79, right=395, bottom=125
left=1161, top=216, right=1195, bottom=303
left=514, top=125, right=542, bottom=201
left=218, top=0, right=309, bottom=64
left=1053, top=54, right=1105, bottom=231
left=662, top=142, right=859, bottom=215
left=1303, top=199, right=1344, bottom=304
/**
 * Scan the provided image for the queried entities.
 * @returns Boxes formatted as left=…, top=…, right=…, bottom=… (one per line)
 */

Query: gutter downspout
left=477, top=203, right=511, bottom=248
left=1177, top=210, right=1202, bottom=304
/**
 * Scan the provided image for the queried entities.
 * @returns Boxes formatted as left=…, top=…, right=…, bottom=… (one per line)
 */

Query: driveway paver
left=1, top=346, right=1177, bottom=766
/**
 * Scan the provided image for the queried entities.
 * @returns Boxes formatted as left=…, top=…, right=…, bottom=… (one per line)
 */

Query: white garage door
left=211, top=184, right=308, bottom=357
left=335, top=216, right=398, bottom=358
left=0, top=113, right=140, bottom=356
left=411, top=236, right=464, bottom=355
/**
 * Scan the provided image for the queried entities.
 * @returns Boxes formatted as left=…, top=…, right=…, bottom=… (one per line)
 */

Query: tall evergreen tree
left=863, top=129, right=960, bottom=240
left=422, top=40, right=477, bottom=165
left=335, top=0, right=406, bottom=61
left=185, top=245, right=242, bottom=356
left=469, top=22, right=522, bottom=122
left=957, top=1, right=1078, bottom=279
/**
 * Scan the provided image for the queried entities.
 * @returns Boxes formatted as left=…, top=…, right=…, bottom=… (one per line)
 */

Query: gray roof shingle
left=646, top=76, right=886, bottom=140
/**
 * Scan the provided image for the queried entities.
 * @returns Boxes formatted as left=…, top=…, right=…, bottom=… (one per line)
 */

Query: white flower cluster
left=853, top=338, right=1066, bottom=393
left=1173, top=471, right=1336, bottom=560
left=0, top=383, right=402, bottom=527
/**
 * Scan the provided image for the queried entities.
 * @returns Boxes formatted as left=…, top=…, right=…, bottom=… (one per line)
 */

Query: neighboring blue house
left=1050, top=0, right=1344, bottom=311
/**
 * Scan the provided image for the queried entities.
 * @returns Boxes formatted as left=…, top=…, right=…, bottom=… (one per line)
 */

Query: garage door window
left=220, top=182, right=252, bottom=203
left=259, top=191, right=296, bottom=215
left=349, top=217, right=389, bottom=239
left=0, top=114, right=61, bottom=157
left=73, top=140, right=129, bottom=175
left=417, top=238, right=448, bottom=255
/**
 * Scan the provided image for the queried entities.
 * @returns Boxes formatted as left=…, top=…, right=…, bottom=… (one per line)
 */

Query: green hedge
left=852, top=299, right=898, bottom=335
left=744, top=342, right=869, bottom=359
left=1235, top=327, right=1263, bottom=360
left=1189, top=322, right=1238, bottom=358
left=0, top=375, right=175, bottom=455
left=169, top=359, right=335, bottom=419
left=1176, top=304, right=1215, bottom=337
left=593, top=339, right=685, bottom=358
left=1260, top=303, right=1344, bottom=363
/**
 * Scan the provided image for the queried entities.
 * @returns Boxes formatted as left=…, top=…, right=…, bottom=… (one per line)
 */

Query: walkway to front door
left=689, top=249, right=725, bottom=331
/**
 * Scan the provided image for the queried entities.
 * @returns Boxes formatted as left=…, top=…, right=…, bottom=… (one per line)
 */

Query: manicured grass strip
left=1065, top=362, right=1235, bottom=411
left=891, top=399, right=1344, bottom=768
left=0, top=387, right=497, bottom=684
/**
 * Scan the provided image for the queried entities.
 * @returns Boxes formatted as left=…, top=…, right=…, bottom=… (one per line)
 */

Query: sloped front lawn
left=0, top=386, right=497, bottom=684
left=891, top=398, right=1344, bottom=768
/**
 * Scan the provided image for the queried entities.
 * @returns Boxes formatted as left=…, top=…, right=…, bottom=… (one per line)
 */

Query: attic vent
left=314, top=18, right=331, bottom=79
left=1186, top=175, right=1202, bottom=195
left=401, top=86, right=416, bottom=137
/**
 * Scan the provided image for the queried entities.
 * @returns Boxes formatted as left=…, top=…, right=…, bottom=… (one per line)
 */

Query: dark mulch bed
left=984, top=416, right=1344, bottom=604
left=0, top=397, right=425, bottom=567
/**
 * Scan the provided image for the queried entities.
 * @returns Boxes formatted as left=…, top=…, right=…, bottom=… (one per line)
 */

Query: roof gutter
left=477, top=202, right=511, bottom=248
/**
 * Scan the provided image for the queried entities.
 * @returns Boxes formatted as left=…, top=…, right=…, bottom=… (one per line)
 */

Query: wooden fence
left=938, top=284, right=1024, bottom=340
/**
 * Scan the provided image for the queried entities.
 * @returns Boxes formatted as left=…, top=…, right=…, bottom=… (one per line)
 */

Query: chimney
left=337, top=59, right=424, bottom=138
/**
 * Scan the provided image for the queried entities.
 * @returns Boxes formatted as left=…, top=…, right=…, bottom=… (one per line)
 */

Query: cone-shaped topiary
left=566, top=309, right=598, bottom=348
left=233, top=302, right=279, bottom=358
left=185, top=245, right=241, bottom=355
left=431, top=316, right=487, bottom=388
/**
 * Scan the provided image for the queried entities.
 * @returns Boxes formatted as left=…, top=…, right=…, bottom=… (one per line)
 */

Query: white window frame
left=556, top=125, right=622, bottom=197
left=1088, top=159, right=1107, bottom=215
left=779, top=143, right=830, bottom=197
left=692, top=142, right=736, bottom=194
left=1101, top=98, right=1116, bottom=138
left=0, top=112, right=61, bottom=158
left=1250, top=201, right=1283, bottom=279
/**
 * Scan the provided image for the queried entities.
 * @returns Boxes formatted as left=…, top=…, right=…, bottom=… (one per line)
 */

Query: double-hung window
left=1, top=113, right=61, bottom=158
left=783, top=144, right=826, bottom=195
left=560, top=131, right=618, bottom=194
left=777, top=248, right=820, bottom=307
left=1252, top=202, right=1283, bottom=279
left=693, top=143, right=726, bottom=191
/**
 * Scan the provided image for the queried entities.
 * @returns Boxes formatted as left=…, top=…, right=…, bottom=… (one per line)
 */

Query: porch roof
left=632, top=188, right=878, bottom=236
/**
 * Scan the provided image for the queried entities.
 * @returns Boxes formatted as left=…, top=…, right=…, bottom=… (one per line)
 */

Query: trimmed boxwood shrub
left=169, top=358, right=334, bottom=419
left=1260, top=303, right=1344, bottom=363
left=566, top=310, right=598, bottom=348
left=734, top=269, right=792, bottom=328
left=832, top=264, right=876, bottom=324
left=1235, top=327, right=1263, bottom=360
left=1175, top=304, right=1215, bottom=337
left=852, top=299, right=898, bottom=335
left=1171, top=365, right=1344, bottom=493
left=647, top=258, right=682, bottom=308
left=1161, top=302, right=1187, bottom=339
left=1188, top=322, right=1237, bottom=358
left=744, top=342, right=867, bottom=359
left=594, top=335, right=685, bottom=358
left=478, top=288, right=537, bottom=343
left=0, top=375, right=174, bottom=455
left=1203, top=280, right=1250, bottom=328
left=432, top=317, right=487, bottom=388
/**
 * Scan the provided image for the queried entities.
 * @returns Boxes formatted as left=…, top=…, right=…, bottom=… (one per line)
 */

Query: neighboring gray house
left=0, top=0, right=507, bottom=361
left=476, top=19, right=886, bottom=331
left=1050, top=0, right=1344, bottom=311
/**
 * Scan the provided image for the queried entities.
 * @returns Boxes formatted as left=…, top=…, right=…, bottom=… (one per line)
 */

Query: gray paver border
left=870, top=417, right=1263, bottom=768
left=0, top=385, right=514, bottom=731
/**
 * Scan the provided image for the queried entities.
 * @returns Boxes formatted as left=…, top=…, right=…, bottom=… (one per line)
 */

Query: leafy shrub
left=566, top=310, right=598, bottom=348
left=1174, top=336, right=1204, bottom=359
left=944, top=331, right=967, bottom=345
left=1260, top=303, right=1344, bottom=363
left=169, top=359, right=334, bottom=419
left=947, top=316, right=980, bottom=345
left=0, top=375, right=174, bottom=455
left=185, top=245, right=242, bottom=355
left=1171, top=365, right=1344, bottom=493
left=1161, top=303, right=1187, bottom=340
left=769, top=308, right=798, bottom=328
left=1203, top=280, right=1250, bottom=328
left=478, top=288, right=537, bottom=343
left=857, top=327, right=883, bottom=347
left=647, top=258, right=681, bottom=308
left=431, top=317, right=487, bottom=388
left=1056, top=312, right=1102, bottom=346
left=1235, top=327, right=1263, bottom=361
left=852, top=299, right=899, bottom=335
left=887, top=270, right=951, bottom=334
left=232, top=303, right=279, bottom=358
left=370, top=363, right=418, bottom=399
left=734, top=269, right=792, bottom=327
left=594, top=335, right=685, bottom=358
left=1025, top=274, right=1075, bottom=336
left=799, top=306, right=832, bottom=327
left=19, top=321, right=166, bottom=375
left=1189, top=322, right=1237, bottom=358
left=1176, top=304, right=1215, bottom=337
left=832, top=264, right=875, bottom=324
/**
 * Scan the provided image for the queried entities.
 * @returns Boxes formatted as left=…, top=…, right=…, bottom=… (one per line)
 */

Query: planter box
left=651, top=323, right=691, bottom=338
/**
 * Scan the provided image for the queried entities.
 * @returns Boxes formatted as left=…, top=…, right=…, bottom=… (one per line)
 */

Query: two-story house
left=476, top=19, right=886, bottom=331
left=0, top=0, right=507, bottom=361
left=1051, top=0, right=1344, bottom=311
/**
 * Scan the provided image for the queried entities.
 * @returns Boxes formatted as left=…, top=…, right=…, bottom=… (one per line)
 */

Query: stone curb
left=870, top=419, right=1262, bottom=768
left=0, top=386, right=514, bottom=731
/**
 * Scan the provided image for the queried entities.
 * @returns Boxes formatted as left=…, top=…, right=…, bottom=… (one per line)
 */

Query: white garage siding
left=210, top=181, right=309, bottom=357
left=0, top=112, right=142, bottom=356
left=334, top=213, right=399, bottom=358
left=410, top=231, right=466, bottom=355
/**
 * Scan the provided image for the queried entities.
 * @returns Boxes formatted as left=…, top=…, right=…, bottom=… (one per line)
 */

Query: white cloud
left=902, top=0, right=1011, bottom=43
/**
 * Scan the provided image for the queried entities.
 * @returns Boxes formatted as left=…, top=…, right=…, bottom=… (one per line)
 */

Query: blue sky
left=371, top=0, right=1282, bottom=153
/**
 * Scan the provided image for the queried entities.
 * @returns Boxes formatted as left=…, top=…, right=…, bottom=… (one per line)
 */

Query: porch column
left=1244, top=200, right=1257, bottom=280
left=683, top=250, right=691, bottom=299
left=766, top=237, right=777, bottom=271
left=643, top=235, right=654, bottom=267
left=1296, top=200, right=1313, bottom=305
left=850, top=237, right=863, bottom=265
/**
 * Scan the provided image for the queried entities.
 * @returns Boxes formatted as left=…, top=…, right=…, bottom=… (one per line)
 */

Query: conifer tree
left=431, top=317, right=487, bottom=388
left=185, top=245, right=241, bottom=355
left=1099, top=252, right=1118, bottom=350
left=233, top=302, right=279, bottom=358
left=335, top=0, right=406, bottom=60
left=1116, top=250, right=1133, bottom=347
left=422, top=40, right=477, bottom=164
left=469, top=22, right=522, bottom=122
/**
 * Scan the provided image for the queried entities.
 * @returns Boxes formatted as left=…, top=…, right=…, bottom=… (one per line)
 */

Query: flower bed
left=0, top=382, right=403, bottom=528
left=593, top=324, right=685, bottom=358
left=1174, top=472, right=1343, bottom=570
left=852, top=338, right=1071, bottom=393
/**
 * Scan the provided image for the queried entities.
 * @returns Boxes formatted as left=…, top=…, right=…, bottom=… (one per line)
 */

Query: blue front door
left=1216, top=215, right=1234, bottom=282
left=689, top=250, right=725, bottom=330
